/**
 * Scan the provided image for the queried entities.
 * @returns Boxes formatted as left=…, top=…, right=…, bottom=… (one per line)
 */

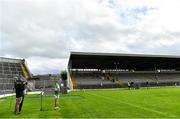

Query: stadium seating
left=157, top=73, right=180, bottom=82
left=71, top=71, right=180, bottom=89
left=0, top=57, right=31, bottom=94
left=71, top=72, right=116, bottom=89
left=113, top=73, right=156, bottom=83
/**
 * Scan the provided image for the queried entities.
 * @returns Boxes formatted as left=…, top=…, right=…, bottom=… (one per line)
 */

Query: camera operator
left=14, top=74, right=27, bottom=115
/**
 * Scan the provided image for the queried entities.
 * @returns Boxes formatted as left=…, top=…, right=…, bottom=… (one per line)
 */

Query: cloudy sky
left=0, top=0, right=180, bottom=74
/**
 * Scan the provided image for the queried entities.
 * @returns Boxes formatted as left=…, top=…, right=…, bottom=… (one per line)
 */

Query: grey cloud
left=1, top=0, right=180, bottom=74
left=127, top=31, right=180, bottom=55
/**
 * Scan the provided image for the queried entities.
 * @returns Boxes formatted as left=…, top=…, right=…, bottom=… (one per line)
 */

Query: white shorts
left=54, top=94, right=59, bottom=99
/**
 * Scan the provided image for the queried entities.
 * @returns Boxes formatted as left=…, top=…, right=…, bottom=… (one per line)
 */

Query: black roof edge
left=70, top=52, right=180, bottom=59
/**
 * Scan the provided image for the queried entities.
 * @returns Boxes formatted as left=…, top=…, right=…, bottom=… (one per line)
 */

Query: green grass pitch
left=0, top=87, right=180, bottom=118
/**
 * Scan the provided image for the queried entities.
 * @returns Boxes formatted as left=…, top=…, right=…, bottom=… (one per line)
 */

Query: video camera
left=14, top=75, right=27, bottom=90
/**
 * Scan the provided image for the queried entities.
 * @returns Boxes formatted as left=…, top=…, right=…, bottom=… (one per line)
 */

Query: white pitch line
left=0, top=91, right=41, bottom=99
left=87, top=92, right=175, bottom=117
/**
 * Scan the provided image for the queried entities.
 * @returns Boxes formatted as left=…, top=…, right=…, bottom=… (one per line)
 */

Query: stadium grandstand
left=68, top=52, right=180, bottom=89
left=0, top=57, right=31, bottom=94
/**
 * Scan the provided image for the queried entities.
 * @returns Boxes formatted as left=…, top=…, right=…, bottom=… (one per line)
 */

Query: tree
left=60, top=70, right=67, bottom=80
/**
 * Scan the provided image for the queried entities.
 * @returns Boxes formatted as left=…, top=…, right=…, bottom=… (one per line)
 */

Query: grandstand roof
left=68, top=52, right=180, bottom=70
left=0, top=57, right=24, bottom=63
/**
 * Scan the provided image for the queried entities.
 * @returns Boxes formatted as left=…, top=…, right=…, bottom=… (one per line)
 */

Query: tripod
left=40, top=88, right=43, bottom=111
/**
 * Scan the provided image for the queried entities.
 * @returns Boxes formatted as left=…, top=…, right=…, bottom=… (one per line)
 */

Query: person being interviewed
left=54, top=80, right=60, bottom=110
left=14, top=74, right=27, bottom=115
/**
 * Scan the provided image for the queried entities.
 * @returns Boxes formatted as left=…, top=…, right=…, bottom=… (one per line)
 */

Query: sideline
left=0, top=91, right=41, bottom=99
left=73, top=86, right=180, bottom=91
